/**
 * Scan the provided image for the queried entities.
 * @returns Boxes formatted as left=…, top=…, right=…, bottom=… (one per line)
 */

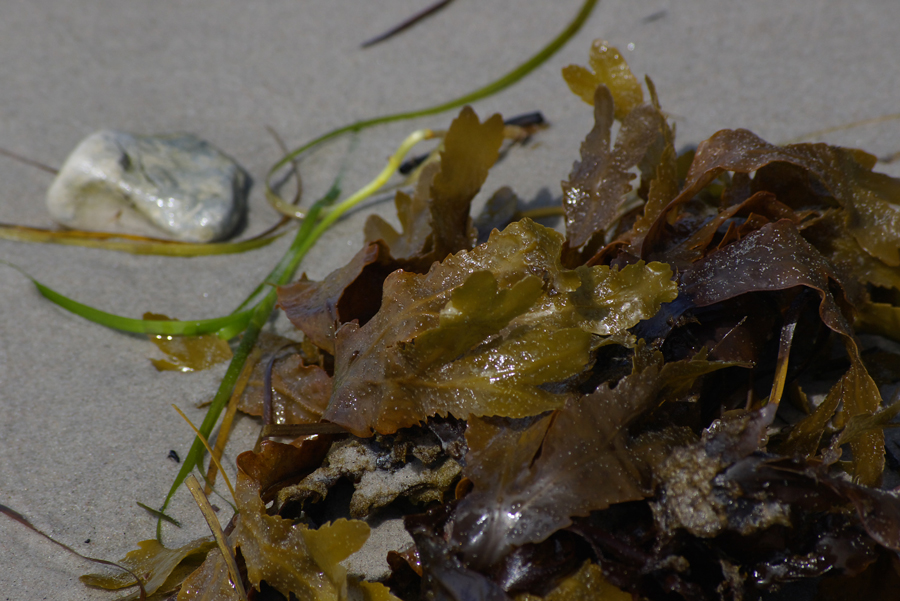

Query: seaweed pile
left=91, top=41, right=900, bottom=601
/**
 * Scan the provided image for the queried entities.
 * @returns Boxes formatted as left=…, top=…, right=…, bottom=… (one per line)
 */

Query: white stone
left=46, top=130, right=249, bottom=242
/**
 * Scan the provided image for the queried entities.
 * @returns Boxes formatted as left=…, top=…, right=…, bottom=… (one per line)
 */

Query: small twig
left=0, top=147, right=58, bottom=174
left=361, top=0, right=456, bottom=48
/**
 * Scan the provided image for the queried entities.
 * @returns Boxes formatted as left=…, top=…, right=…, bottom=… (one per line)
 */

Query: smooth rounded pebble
left=46, top=130, right=250, bottom=242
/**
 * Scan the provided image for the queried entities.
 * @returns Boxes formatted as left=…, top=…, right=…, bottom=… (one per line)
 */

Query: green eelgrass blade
left=35, top=283, right=253, bottom=336
left=0, top=261, right=250, bottom=336
left=1, top=261, right=252, bottom=336
left=157, top=292, right=272, bottom=540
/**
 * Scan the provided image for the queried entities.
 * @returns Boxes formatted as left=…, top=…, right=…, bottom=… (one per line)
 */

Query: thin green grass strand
left=0, top=260, right=250, bottom=336
left=33, top=277, right=252, bottom=336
